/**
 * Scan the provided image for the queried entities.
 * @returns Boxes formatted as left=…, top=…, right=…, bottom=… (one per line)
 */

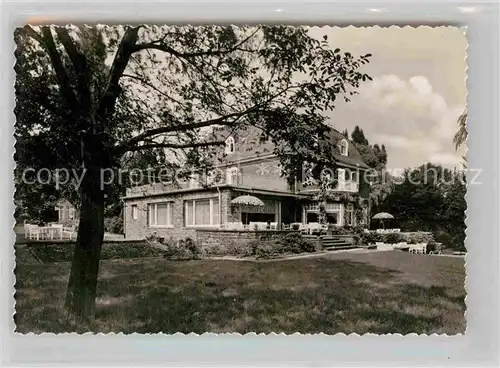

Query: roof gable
left=213, top=124, right=369, bottom=169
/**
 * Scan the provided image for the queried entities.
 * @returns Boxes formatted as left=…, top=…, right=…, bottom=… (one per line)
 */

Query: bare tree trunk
left=64, top=166, right=105, bottom=320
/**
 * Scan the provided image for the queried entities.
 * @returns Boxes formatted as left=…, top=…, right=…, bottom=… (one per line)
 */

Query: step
left=322, top=240, right=352, bottom=245
left=323, top=243, right=352, bottom=248
left=325, top=245, right=359, bottom=251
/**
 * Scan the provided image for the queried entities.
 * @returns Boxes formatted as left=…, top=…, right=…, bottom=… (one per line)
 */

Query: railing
left=297, top=180, right=358, bottom=193
left=336, top=181, right=359, bottom=192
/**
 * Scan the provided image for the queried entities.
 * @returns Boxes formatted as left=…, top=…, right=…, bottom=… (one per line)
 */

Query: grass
left=14, top=250, right=466, bottom=335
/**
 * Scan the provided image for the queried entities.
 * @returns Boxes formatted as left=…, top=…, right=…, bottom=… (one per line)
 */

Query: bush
left=360, top=231, right=380, bottom=245
left=249, top=233, right=316, bottom=259
left=434, top=229, right=464, bottom=251
left=426, top=239, right=437, bottom=254
left=406, top=232, right=429, bottom=244
left=276, top=232, right=316, bottom=254
left=163, top=237, right=201, bottom=260
left=104, top=216, right=124, bottom=234
left=28, top=241, right=165, bottom=263
left=384, top=232, right=404, bottom=244
left=251, top=241, right=279, bottom=259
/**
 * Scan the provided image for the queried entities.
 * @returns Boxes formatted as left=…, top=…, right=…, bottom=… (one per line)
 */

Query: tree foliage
left=346, top=125, right=391, bottom=206
left=453, top=110, right=467, bottom=150
left=351, top=125, right=369, bottom=146
left=15, top=25, right=373, bottom=319
left=378, top=163, right=466, bottom=250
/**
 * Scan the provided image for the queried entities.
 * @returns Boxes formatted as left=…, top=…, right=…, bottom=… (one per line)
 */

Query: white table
left=40, top=226, right=62, bottom=240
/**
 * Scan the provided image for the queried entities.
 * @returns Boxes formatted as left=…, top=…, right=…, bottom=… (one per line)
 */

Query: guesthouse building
left=122, top=125, right=371, bottom=240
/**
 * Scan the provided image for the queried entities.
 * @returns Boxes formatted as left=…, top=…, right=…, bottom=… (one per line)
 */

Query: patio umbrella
left=231, top=195, right=265, bottom=207
left=372, top=212, right=394, bottom=229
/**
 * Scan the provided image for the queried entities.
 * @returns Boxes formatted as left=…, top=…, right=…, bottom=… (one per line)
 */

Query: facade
left=123, top=126, right=371, bottom=240
left=55, top=198, right=79, bottom=226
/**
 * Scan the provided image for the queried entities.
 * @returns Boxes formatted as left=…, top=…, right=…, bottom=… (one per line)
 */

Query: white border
left=1, top=0, right=499, bottom=366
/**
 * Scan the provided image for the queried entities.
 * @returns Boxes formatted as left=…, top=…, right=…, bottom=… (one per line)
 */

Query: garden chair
left=307, top=222, right=321, bottom=234
left=282, top=224, right=291, bottom=231
left=26, top=225, right=42, bottom=240
left=269, top=222, right=278, bottom=230
left=62, top=226, right=76, bottom=240
left=24, top=223, right=34, bottom=238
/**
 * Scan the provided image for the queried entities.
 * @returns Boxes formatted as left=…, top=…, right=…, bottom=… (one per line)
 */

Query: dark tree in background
left=346, top=125, right=391, bottom=207
left=15, top=25, right=372, bottom=320
left=378, top=163, right=466, bottom=250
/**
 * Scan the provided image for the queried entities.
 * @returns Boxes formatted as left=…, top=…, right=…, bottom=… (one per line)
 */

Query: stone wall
left=195, top=229, right=298, bottom=256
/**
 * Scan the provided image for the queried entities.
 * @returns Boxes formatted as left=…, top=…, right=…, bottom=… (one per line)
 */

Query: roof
left=214, top=124, right=369, bottom=169
left=122, top=183, right=311, bottom=200
left=326, top=128, right=370, bottom=169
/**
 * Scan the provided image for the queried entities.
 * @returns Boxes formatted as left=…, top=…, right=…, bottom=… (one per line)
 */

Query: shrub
left=161, top=237, right=202, bottom=260
left=104, top=216, right=124, bottom=234
left=384, top=232, right=404, bottom=244
left=360, top=231, right=379, bottom=245
left=249, top=233, right=316, bottom=259
left=406, top=232, right=429, bottom=244
left=178, top=237, right=199, bottom=255
left=251, top=241, right=278, bottom=259
left=276, top=232, right=316, bottom=254
left=434, top=230, right=464, bottom=251
left=426, top=239, right=437, bottom=254
left=146, top=232, right=160, bottom=243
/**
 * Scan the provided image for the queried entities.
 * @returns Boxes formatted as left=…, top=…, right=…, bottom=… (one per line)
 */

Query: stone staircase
left=320, top=235, right=359, bottom=251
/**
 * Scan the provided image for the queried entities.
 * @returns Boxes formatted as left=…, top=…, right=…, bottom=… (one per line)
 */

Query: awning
left=231, top=195, right=265, bottom=206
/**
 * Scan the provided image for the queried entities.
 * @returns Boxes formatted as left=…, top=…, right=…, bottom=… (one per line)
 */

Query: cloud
left=332, top=75, right=465, bottom=169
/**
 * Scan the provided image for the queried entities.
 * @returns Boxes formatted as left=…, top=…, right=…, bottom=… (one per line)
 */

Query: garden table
left=39, top=226, right=63, bottom=240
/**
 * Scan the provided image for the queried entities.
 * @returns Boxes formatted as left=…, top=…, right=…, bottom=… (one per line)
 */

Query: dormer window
left=225, top=136, right=235, bottom=154
left=340, top=139, right=348, bottom=156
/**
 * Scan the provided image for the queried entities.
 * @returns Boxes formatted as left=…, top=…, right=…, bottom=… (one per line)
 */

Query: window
left=131, top=205, right=138, bottom=220
left=61, top=206, right=68, bottom=221
left=68, top=207, right=75, bottom=220
left=226, top=167, right=240, bottom=184
left=339, top=139, right=348, bottom=156
left=148, top=202, right=174, bottom=227
left=184, top=198, right=220, bottom=226
left=325, top=203, right=341, bottom=211
left=345, top=204, right=354, bottom=226
left=342, top=169, right=358, bottom=182
left=337, top=169, right=345, bottom=182
left=351, top=171, right=358, bottom=182
left=225, top=136, right=235, bottom=154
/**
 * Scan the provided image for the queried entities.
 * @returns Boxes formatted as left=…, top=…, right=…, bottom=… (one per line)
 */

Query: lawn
left=14, top=250, right=466, bottom=335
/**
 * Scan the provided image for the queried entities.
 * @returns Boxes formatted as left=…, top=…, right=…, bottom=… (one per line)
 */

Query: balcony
left=336, top=181, right=359, bottom=193
left=297, top=180, right=359, bottom=194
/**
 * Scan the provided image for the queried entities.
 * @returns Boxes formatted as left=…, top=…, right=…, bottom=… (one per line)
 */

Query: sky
left=307, top=26, right=467, bottom=170
left=97, top=25, right=467, bottom=170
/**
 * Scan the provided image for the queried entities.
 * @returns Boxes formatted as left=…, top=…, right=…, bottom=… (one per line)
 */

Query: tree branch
left=133, top=27, right=260, bottom=58
left=22, top=25, right=43, bottom=43
left=26, top=26, right=79, bottom=109
left=54, top=27, right=91, bottom=110
left=118, top=105, right=261, bottom=152
left=97, top=25, right=143, bottom=120
left=122, top=140, right=224, bottom=153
